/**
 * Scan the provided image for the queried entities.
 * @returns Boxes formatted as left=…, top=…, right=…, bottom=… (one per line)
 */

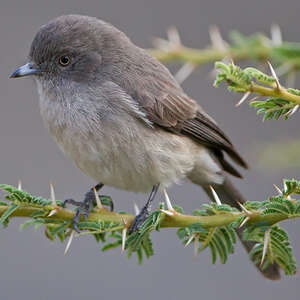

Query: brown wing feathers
left=129, top=57, right=247, bottom=176
left=141, top=89, right=248, bottom=177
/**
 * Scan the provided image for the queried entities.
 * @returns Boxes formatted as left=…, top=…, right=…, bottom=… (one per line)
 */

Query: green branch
left=0, top=201, right=295, bottom=229
left=0, top=180, right=300, bottom=276
left=214, top=61, right=300, bottom=120
left=150, top=29, right=300, bottom=71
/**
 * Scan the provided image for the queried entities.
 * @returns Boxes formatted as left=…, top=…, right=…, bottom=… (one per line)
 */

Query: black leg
left=63, top=183, right=104, bottom=233
left=129, top=184, right=160, bottom=234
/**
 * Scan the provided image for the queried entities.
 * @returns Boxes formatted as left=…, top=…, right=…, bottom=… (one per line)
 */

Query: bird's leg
left=63, top=183, right=109, bottom=233
left=129, top=184, right=160, bottom=234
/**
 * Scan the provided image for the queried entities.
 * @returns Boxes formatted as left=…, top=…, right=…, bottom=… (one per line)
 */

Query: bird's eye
left=58, top=55, right=70, bottom=66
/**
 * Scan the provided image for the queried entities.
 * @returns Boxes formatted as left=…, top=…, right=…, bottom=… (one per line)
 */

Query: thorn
left=17, top=180, right=22, bottom=191
left=175, top=63, right=195, bottom=84
left=121, top=217, right=128, bottom=226
left=64, top=230, right=75, bottom=255
left=167, top=26, right=181, bottom=46
left=152, top=37, right=172, bottom=51
left=260, top=228, right=270, bottom=267
left=273, top=184, right=283, bottom=195
left=230, top=57, right=235, bottom=66
left=249, top=96, right=260, bottom=103
left=50, top=181, right=57, bottom=207
left=93, top=188, right=103, bottom=210
left=193, top=235, right=199, bottom=262
left=236, top=91, right=251, bottom=107
left=267, top=61, right=281, bottom=90
left=209, top=186, right=222, bottom=206
left=237, top=202, right=251, bottom=215
left=270, top=24, right=282, bottom=46
left=286, top=104, right=299, bottom=117
left=209, top=25, right=228, bottom=51
left=163, top=189, right=174, bottom=211
left=134, top=202, right=140, bottom=216
left=160, top=209, right=174, bottom=216
left=239, top=216, right=250, bottom=228
left=283, top=180, right=288, bottom=193
left=185, top=233, right=195, bottom=247
left=48, top=209, right=57, bottom=217
left=122, top=227, right=127, bottom=253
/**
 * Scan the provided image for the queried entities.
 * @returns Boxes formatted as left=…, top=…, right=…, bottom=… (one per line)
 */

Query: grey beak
left=9, top=62, right=41, bottom=78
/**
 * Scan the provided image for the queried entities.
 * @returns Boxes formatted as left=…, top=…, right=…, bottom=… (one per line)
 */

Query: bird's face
left=10, top=15, right=106, bottom=90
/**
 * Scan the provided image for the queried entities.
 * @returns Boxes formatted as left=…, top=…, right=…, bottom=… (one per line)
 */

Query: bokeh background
left=0, top=0, right=299, bottom=299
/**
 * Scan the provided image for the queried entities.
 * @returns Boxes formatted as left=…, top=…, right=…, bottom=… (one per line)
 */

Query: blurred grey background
left=0, top=0, right=299, bottom=299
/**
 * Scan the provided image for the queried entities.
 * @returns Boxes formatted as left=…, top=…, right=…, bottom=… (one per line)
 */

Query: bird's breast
left=40, top=105, right=197, bottom=192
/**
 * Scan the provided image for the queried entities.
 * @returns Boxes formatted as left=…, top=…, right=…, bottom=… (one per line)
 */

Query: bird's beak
left=9, top=62, right=41, bottom=78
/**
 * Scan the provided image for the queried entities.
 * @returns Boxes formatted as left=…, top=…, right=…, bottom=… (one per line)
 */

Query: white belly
left=38, top=89, right=223, bottom=193
left=49, top=118, right=198, bottom=193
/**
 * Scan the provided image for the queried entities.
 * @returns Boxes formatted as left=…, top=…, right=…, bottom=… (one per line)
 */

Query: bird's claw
left=128, top=207, right=149, bottom=234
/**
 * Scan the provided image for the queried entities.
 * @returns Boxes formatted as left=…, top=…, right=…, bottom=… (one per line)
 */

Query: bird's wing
left=130, top=74, right=248, bottom=176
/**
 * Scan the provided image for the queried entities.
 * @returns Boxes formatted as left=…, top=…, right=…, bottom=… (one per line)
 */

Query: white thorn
left=283, top=180, right=288, bottom=193
left=267, top=61, right=281, bottom=89
left=160, top=209, right=174, bottom=216
left=17, top=180, right=22, bottom=191
left=249, top=96, right=260, bottom=103
left=93, top=188, right=103, bottom=209
left=134, top=203, right=140, bottom=216
left=48, top=209, right=57, bottom=217
left=260, top=228, right=270, bottom=266
left=271, top=24, right=282, bottom=46
left=283, top=180, right=291, bottom=200
left=209, top=25, right=228, bottom=51
left=237, top=202, right=251, bottom=215
left=122, top=227, right=127, bottom=253
left=50, top=181, right=57, bottom=207
left=239, top=216, right=250, bottom=228
left=185, top=234, right=195, bottom=247
left=167, top=26, right=181, bottom=46
left=64, top=230, right=75, bottom=256
left=286, top=104, right=299, bottom=117
left=273, top=184, right=283, bottom=195
left=236, top=91, right=251, bottom=107
left=209, top=186, right=222, bottom=206
left=163, top=189, right=174, bottom=211
left=152, top=37, right=173, bottom=51
left=193, top=235, right=199, bottom=262
left=174, top=63, right=196, bottom=84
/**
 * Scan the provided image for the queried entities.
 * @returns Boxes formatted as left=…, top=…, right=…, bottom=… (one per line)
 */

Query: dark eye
left=58, top=55, right=70, bottom=66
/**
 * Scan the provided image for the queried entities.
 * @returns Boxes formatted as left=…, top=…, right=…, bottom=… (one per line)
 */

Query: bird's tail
left=202, top=177, right=280, bottom=280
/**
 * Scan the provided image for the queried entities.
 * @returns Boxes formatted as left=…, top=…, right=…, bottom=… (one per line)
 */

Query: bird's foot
left=128, top=206, right=150, bottom=234
left=128, top=184, right=160, bottom=234
left=63, top=190, right=95, bottom=233
left=63, top=188, right=113, bottom=233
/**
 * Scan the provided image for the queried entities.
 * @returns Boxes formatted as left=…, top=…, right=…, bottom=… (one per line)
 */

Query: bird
left=10, top=14, right=279, bottom=280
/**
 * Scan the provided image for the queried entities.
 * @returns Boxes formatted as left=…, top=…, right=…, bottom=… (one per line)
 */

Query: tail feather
left=203, top=177, right=281, bottom=281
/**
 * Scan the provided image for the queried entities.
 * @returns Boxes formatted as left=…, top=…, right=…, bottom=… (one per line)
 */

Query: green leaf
left=20, top=219, right=37, bottom=231
left=0, top=203, right=19, bottom=225
left=246, top=225, right=297, bottom=275
left=179, top=222, right=237, bottom=264
left=102, top=241, right=122, bottom=252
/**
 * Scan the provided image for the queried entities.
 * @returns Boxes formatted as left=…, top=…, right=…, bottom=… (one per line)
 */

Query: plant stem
left=150, top=45, right=271, bottom=66
left=0, top=204, right=297, bottom=230
left=251, top=83, right=300, bottom=105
